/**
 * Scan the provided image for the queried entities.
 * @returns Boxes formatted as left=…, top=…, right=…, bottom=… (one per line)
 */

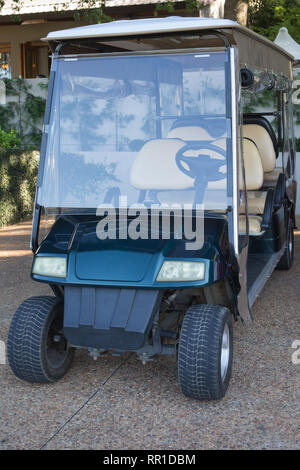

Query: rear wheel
left=277, top=218, right=294, bottom=270
left=7, top=296, right=74, bottom=383
left=178, top=304, right=233, bottom=400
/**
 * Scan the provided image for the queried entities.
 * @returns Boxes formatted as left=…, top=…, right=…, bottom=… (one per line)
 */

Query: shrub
left=0, top=129, right=22, bottom=149
left=0, top=78, right=47, bottom=149
left=0, top=148, right=39, bottom=227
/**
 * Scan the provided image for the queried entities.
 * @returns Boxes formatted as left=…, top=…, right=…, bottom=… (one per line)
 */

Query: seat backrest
left=130, top=137, right=261, bottom=193
left=130, top=139, right=194, bottom=190
left=130, top=138, right=226, bottom=191
left=243, top=123, right=276, bottom=173
left=241, top=138, right=264, bottom=190
left=243, top=115, right=278, bottom=157
left=211, top=137, right=264, bottom=191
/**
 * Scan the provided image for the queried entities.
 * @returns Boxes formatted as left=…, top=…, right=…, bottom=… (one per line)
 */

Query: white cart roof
left=45, top=17, right=238, bottom=40
left=43, top=16, right=294, bottom=78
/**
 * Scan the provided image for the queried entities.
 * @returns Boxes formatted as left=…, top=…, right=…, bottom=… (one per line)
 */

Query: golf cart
left=7, top=17, right=297, bottom=400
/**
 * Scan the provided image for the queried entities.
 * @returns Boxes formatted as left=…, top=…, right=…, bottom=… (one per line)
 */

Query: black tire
left=178, top=304, right=233, bottom=401
left=7, top=296, right=74, bottom=383
left=277, top=218, right=294, bottom=270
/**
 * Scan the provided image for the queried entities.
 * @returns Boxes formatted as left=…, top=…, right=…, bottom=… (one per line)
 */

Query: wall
left=0, top=77, right=48, bottom=147
left=0, top=21, right=85, bottom=78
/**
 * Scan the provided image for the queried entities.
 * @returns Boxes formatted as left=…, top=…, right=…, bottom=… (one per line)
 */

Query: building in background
left=0, top=0, right=226, bottom=78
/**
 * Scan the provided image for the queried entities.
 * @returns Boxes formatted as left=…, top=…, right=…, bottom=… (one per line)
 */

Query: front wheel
left=7, top=296, right=74, bottom=383
left=178, top=304, right=233, bottom=400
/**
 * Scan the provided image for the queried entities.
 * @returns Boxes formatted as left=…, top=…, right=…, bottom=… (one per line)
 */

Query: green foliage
left=185, top=0, right=206, bottom=11
left=5, top=0, right=202, bottom=22
left=0, top=79, right=46, bottom=225
left=74, top=7, right=112, bottom=23
left=242, top=88, right=278, bottom=113
left=56, top=0, right=112, bottom=23
left=0, top=78, right=47, bottom=149
left=154, top=2, right=175, bottom=16
left=2, top=0, right=112, bottom=23
left=153, top=0, right=205, bottom=16
left=0, top=129, right=21, bottom=149
left=248, top=0, right=300, bottom=43
left=0, top=148, right=39, bottom=226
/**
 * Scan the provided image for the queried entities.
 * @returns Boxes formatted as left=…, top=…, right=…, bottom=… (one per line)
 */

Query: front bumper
left=63, top=286, right=162, bottom=350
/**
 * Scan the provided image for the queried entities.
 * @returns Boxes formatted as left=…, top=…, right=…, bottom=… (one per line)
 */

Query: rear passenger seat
left=166, top=120, right=269, bottom=235
left=242, top=115, right=283, bottom=185
left=130, top=135, right=267, bottom=235
left=167, top=119, right=267, bottom=216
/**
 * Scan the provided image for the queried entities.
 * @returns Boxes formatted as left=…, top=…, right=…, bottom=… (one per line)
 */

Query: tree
left=0, top=0, right=250, bottom=24
left=248, top=0, right=300, bottom=43
left=224, top=0, right=249, bottom=25
left=0, top=0, right=110, bottom=23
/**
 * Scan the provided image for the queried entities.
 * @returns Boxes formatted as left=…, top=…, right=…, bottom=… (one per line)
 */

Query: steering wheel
left=175, top=142, right=226, bottom=205
left=176, top=142, right=226, bottom=179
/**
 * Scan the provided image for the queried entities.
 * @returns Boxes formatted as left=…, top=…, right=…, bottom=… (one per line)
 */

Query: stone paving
left=0, top=220, right=299, bottom=449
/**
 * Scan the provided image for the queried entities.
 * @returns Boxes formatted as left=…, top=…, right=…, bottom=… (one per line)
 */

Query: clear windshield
left=38, top=51, right=230, bottom=212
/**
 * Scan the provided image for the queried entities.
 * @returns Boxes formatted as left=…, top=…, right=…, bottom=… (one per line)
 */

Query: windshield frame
left=37, top=48, right=233, bottom=215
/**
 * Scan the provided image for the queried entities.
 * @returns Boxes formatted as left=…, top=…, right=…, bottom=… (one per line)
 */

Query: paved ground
left=0, top=220, right=299, bottom=450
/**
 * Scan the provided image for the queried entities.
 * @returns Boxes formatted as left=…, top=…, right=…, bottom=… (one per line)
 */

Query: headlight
left=156, top=261, right=205, bottom=282
left=32, top=256, right=67, bottom=278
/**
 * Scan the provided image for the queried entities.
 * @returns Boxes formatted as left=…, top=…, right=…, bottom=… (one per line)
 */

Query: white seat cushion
left=264, top=167, right=283, bottom=182
left=243, top=124, right=276, bottom=173
left=240, top=191, right=267, bottom=215
left=241, top=138, right=264, bottom=191
left=239, top=215, right=264, bottom=236
left=130, top=139, right=193, bottom=190
left=211, top=138, right=262, bottom=193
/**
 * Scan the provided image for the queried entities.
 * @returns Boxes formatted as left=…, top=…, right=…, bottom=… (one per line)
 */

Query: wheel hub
left=221, top=323, right=230, bottom=382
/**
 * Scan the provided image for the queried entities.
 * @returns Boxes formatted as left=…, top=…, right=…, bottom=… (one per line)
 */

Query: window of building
left=21, top=42, right=50, bottom=78
left=0, top=44, right=12, bottom=79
